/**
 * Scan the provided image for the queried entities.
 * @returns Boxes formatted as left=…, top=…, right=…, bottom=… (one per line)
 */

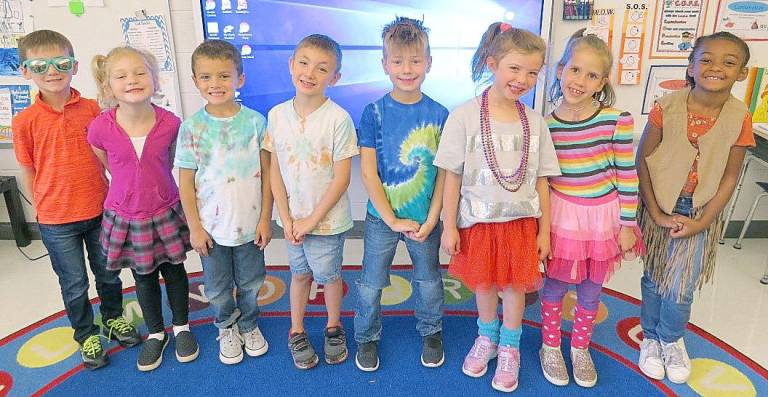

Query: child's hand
left=190, top=226, right=214, bottom=257
left=292, top=217, right=317, bottom=242
left=618, top=226, right=637, bottom=253
left=537, top=232, right=552, bottom=262
left=653, top=212, right=682, bottom=230
left=254, top=218, right=272, bottom=250
left=441, top=226, right=461, bottom=255
left=669, top=215, right=704, bottom=239
left=283, top=220, right=299, bottom=245
left=405, top=220, right=436, bottom=242
left=389, top=218, right=420, bottom=234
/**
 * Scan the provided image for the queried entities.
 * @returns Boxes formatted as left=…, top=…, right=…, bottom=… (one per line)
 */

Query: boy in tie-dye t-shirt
left=176, top=40, right=273, bottom=366
left=353, top=17, right=449, bottom=372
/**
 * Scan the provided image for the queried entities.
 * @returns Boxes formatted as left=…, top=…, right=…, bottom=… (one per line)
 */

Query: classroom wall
left=1, top=0, right=767, bottom=227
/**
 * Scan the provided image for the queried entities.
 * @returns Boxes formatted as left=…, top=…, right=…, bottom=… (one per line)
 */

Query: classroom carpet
left=0, top=265, right=765, bottom=396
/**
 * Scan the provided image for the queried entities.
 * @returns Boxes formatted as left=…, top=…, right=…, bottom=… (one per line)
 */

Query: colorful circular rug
left=1, top=265, right=765, bottom=396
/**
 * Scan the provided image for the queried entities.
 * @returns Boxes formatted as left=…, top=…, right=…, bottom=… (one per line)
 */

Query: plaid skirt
left=100, top=202, right=192, bottom=275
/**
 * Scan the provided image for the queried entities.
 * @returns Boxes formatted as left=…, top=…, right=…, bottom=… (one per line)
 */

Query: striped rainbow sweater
left=545, top=107, right=639, bottom=226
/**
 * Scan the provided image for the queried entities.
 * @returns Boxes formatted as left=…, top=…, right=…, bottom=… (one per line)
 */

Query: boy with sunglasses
left=12, top=30, right=140, bottom=370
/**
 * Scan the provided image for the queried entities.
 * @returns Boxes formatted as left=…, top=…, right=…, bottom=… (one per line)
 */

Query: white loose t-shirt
left=174, top=106, right=267, bottom=246
left=264, top=98, right=359, bottom=235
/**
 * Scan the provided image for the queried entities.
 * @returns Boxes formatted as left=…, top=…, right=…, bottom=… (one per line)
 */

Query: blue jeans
left=201, top=241, right=266, bottom=332
left=38, top=215, right=123, bottom=344
left=640, top=196, right=703, bottom=343
left=354, top=214, right=444, bottom=343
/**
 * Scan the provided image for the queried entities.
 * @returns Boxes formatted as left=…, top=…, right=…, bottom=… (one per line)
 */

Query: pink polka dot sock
left=541, top=300, right=563, bottom=348
left=571, top=305, right=598, bottom=349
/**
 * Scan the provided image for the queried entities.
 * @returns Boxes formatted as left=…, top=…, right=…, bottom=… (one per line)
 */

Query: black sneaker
left=104, top=316, right=141, bottom=348
left=355, top=341, right=379, bottom=372
left=80, top=334, right=108, bottom=370
left=288, top=332, right=319, bottom=370
left=421, top=332, right=445, bottom=367
left=175, top=330, right=199, bottom=363
left=324, top=326, right=348, bottom=364
left=137, top=334, right=169, bottom=372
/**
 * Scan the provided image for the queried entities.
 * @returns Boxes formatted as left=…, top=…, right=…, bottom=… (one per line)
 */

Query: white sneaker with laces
left=242, top=326, right=269, bottom=357
left=217, top=324, right=245, bottom=364
left=661, top=338, right=691, bottom=384
left=638, top=338, right=665, bottom=380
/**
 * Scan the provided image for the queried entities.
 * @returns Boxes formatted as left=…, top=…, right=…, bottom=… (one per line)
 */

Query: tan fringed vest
left=645, top=87, right=747, bottom=214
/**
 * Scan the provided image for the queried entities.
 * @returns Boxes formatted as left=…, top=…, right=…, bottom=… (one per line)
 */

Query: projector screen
left=198, top=0, right=552, bottom=125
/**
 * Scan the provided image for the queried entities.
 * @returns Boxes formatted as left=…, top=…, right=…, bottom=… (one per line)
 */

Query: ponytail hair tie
left=499, top=22, right=512, bottom=32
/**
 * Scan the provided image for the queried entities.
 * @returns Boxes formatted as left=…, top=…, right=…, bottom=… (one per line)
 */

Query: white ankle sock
left=173, top=324, right=190, bottom=336
left=148, top=332, right=165, bottom=341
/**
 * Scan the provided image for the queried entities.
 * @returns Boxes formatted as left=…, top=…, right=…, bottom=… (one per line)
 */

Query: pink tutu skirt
left=547, top=189, right=645, bottom=284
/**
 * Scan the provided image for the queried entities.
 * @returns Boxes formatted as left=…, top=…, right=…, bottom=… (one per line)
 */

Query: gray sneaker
left=288, top=331, right=319, bottom=369
left=174, top=330, right=199, bottom=363
left=421, top=332, right=445, bottom=367
left=355, top=341, right=379, bottom=372
left=324, top=326, right=348, bottom=364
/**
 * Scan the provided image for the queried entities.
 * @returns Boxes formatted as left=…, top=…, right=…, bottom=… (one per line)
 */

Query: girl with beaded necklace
left=539, top=29, right=644, bottom=388
left=433, top=22, right=561, bottom=393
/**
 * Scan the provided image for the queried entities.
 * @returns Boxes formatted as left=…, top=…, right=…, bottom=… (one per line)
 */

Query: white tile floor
left=1, top=237, right=767, bottom=368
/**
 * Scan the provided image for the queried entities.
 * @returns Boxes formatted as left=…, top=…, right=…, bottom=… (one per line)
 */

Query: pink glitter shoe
left=492, top=346, right=520, bottom=392
left=462, top=336, right=498, bottom=377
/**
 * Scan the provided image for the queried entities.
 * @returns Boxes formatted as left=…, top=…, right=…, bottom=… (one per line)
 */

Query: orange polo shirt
left=12, top=89, right=107, bottom=224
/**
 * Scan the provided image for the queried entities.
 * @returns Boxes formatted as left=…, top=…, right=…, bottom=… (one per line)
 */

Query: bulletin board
left=0, top=0, right=182, bottom=148
left=0, top=0, right=33, bottom=148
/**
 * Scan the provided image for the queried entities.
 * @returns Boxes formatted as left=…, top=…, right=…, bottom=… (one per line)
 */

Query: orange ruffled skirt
left=448, top=218, right=542, bottom=293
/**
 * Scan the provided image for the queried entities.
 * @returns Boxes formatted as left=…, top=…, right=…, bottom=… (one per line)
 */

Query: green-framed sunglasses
left=21, top=56, right=76, bottom=74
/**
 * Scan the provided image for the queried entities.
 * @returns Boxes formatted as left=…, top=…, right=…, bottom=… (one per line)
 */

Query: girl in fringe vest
left=539, top=29, right=644, bottom=388
left=636, top=32, right=754, bottom=384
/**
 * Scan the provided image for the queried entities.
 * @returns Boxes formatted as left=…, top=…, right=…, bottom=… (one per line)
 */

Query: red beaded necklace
left=479, top=86, right=530, bottom=192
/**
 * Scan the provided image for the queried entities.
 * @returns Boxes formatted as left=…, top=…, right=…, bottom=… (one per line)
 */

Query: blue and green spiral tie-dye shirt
left=357, top=94, right=449, bottom=224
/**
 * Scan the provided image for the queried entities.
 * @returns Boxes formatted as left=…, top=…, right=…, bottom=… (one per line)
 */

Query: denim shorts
left=286, top=233, right=346, bottom=284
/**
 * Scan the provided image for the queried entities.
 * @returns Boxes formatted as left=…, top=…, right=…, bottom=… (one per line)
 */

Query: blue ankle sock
left=477, top=318, right=500, bottom=344
left=500, top=325, right=522, bottom=348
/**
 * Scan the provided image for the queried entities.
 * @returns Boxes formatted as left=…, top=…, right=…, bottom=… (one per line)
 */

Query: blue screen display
left=200, top=0, right=545, bottom=125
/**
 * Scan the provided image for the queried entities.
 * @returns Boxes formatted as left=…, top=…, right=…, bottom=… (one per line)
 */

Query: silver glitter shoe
left=571, top=347, right=597, bottom=387
left=539, top=344, right=569, bottom=386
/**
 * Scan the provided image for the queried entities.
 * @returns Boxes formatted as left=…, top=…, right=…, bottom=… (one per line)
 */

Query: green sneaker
left=104, top=316, right=141, bottom=348
left=80, top=334, right=108, bottom=369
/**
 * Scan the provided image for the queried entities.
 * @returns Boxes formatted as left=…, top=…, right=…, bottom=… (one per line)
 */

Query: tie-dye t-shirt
left=263, top=98, right=359, bottom=235
left=174, top=105, right=266, bottom=246
left=357, top=94, right=449, bottom=224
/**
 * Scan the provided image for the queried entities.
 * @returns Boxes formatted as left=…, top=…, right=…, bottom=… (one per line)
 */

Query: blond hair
left=548, top=28, right=615, bottom=107
left=91, top=46, right=160, bottom=108
left=382, top=16, right=430, bottom=57
left=471, top=22, right=546, bottom=84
